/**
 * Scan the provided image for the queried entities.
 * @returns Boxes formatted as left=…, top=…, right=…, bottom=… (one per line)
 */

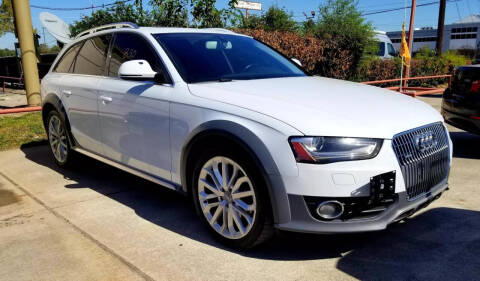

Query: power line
left=361, top=0, right=465, bottom=16
left=361, top=1, right=439, bottom=16
left=358, top=0, right=433, bottom=10
left=30, top=0, right=133, bottom=11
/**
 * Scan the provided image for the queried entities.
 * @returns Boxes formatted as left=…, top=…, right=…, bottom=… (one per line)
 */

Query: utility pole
left=436, top=0, right=446, bottom=55
left=11, top=0, right=41, bottom=106
left=403, top=0, right=416, bottom=89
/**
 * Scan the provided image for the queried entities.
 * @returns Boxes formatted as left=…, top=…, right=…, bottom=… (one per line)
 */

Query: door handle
left=100, top=95, right=113, bottom=104
left=62, top=90, right=72, bottom=97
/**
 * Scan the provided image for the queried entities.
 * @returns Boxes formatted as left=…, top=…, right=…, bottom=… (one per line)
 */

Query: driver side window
left=387, top=43, right=397, bottom=56
left=108, top=33, right=162, bottom=77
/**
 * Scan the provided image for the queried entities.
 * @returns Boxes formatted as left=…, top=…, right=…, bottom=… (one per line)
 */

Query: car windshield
left=153, top=33, right=306, bottom=83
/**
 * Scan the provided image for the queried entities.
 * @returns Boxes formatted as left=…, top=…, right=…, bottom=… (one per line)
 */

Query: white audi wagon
left=41, top=23, right=452, bottom=249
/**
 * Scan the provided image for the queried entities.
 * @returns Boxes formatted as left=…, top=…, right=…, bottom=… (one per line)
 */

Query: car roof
left=62, top=25, right=250, bottom=55
left=138, top=27, right=238, bottom=35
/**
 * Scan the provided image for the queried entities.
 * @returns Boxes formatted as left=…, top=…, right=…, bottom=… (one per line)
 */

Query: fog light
left=316, top=201, right=344, bottom=220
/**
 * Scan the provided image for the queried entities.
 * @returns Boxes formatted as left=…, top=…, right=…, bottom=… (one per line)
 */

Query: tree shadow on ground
left=19, top=145, right=480, bottom=280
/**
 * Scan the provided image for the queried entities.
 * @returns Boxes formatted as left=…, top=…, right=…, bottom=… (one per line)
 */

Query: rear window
left=73, top=35, right=111, bottom=76
left=53, top=43, right=82, bottom=73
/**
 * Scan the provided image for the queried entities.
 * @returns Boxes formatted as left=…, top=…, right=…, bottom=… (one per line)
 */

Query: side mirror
left=292, top=58, right=302, bottom=66
left=118, top=60, right=157, bottom=80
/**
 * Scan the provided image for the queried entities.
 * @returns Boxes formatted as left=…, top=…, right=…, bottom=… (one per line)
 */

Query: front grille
left=392, top=122, right=450, bottom=200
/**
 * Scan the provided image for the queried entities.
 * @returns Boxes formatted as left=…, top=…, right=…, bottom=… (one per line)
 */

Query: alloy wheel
left=198, top=156, right=257, bottom=239
left=48, top=115, right=68, bottom=163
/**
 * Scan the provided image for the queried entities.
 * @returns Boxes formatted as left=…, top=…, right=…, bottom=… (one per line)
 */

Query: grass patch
left=0, top=112, right=47, bottom=151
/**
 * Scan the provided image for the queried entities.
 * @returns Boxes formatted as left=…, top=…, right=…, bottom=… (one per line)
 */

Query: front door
left=97, top=32, right=172, bottom=180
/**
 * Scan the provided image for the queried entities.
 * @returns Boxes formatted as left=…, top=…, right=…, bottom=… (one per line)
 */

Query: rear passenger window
left=53, top=43, right=82, bottom=73
left=73, top=35, right=111, bottom=76
left=108, top=33, right=161, bottom=77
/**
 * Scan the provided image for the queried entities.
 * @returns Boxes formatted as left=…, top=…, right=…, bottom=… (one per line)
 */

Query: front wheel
left=192, top=149, right=274, bottom=249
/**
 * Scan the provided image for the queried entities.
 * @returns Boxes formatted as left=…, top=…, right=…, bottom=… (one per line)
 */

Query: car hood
left=188, top=76, right=443, bottom=139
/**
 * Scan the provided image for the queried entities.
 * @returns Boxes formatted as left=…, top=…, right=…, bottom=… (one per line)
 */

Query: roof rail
left=202, top=28, right=235, bottom=34
left=75, top=22, right=139, bottom=39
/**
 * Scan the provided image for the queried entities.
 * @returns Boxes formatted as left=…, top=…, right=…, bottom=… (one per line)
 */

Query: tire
left=192, top=146, right=274, bottom=250
left=46, top=110, right=73, bottom=167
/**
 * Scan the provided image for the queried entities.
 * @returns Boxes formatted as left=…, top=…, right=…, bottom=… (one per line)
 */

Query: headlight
left=289, top=136, right=383, bottom=164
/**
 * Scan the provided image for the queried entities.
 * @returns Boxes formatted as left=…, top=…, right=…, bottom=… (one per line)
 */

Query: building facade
left=387, top=15, right=480, bottom=53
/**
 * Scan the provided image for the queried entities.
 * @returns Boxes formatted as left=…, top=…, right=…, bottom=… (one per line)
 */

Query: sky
left=0, top=0, right=478, bottom=49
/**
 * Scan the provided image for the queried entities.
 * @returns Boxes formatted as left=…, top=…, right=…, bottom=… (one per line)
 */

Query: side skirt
left=72, top=147, right=183, bottom=192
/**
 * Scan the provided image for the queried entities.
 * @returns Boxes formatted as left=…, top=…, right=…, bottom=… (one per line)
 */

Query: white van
left=375, top=31, right=397, bottom=59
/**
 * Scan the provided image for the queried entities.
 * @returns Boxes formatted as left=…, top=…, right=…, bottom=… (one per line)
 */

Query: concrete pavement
left=0, top=96, right=479, bottom=280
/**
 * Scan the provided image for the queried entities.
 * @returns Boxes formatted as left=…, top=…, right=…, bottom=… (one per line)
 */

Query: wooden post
left=403, top=0, right=416, bottom=89
left=436, top=0, right=446, bottom=55
left=11, top=0, right=41, bottom=106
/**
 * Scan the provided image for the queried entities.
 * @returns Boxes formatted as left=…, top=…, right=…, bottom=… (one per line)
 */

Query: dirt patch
left=0, top=189, right=21, bottom=207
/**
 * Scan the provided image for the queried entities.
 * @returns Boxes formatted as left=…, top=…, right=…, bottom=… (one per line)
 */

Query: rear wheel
left=192, top=147, right=274, bottom=249
left=47, top=110, right=72, bottom=167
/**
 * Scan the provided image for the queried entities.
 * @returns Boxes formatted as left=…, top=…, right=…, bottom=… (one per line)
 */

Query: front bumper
left=275, top=180, right=448, bottom=234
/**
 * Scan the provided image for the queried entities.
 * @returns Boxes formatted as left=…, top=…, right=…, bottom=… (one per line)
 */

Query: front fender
left=180, top=120, right=292, bottom=224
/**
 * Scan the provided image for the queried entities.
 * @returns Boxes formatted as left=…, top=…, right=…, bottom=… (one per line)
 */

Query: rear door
left=97, top=32, right=172, bottom=180
left=59, top=35, right=112, bottom=155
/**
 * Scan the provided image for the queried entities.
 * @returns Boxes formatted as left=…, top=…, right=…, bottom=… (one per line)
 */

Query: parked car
left=41, top=23, right=452, bottom=249
left=442, top=64, right=480, bottom=134
left=375, top=31, right=397, bottom=59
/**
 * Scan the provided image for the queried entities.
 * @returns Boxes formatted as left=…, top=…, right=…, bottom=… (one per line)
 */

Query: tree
left=262, top=6, right=296, bottom=32
left=150, top=0, right=189, bottom=27
left=0, top=47, right=15, bottom=57
left=70, top=0, right=239, bottom=35
left=0, top=0, right=14, bottom=36
left=314, top=0, right=376, bottom=76
left=233, top=6, right=296, bottom=32
left=38, top=44, right=60, bottom=54
left=70, top=2, right=152, bottom=36
left=190, top=0, right=237, bottom=28
left=191, top=0, right=222, bottom=27
left=242, top=14, right=263, bottom=29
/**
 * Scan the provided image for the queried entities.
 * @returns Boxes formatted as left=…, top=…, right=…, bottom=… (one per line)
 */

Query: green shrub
left=356, top=48, right=471, bottom=87
left=355, top=56, right=401, bottom=82
left=442, top=50, right=468, bottom=67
